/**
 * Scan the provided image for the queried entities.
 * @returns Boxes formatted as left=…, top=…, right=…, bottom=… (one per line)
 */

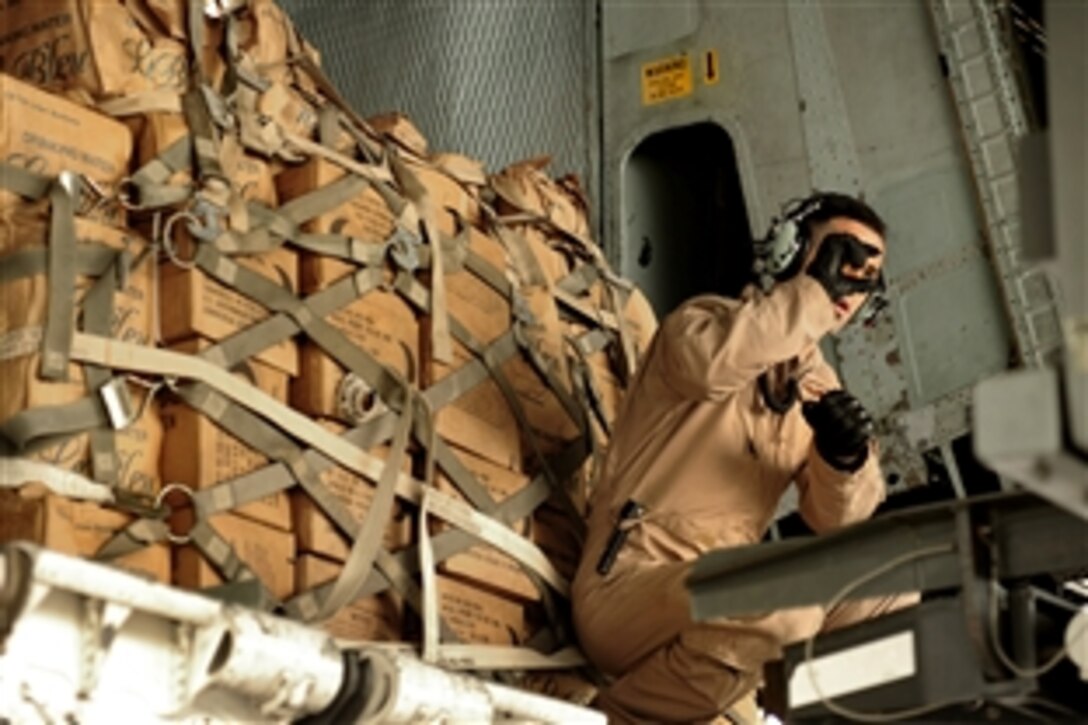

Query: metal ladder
left=928, top=0, right=1063, bottom=369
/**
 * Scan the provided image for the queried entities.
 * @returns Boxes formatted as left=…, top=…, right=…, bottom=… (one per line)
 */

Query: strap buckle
left=204, top=0, right=246, bottom=18
left=336, top=373, right=389, bottom=425
left=99, top=378, right=137, bottom=430
left=188, top=197, right=227, bottom=242
left=98, top=376, right=162, bottom=431
left=108, top=488, right=165, bottom=520
left=387, top=226, right=423, bottom=272
left=74, top=173, right=113, bottom=217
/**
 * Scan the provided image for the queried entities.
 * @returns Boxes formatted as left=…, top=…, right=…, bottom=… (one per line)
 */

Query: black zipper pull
left=596, top=500, right=645, bottom=576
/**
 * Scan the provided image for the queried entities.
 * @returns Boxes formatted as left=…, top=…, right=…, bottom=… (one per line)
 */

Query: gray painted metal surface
left=1046, top=0, right=1087, bottom=452
left=280, top=0, right=597, bottom=187
left=600, top=0, right=1019, bottom=492
left=928, top=0, right=1062, bottom=370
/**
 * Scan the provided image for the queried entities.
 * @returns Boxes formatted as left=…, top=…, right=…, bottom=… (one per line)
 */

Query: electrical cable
left=801, top=543, right=978, bottom=723
left=986, top=567, right=1088, bottom=679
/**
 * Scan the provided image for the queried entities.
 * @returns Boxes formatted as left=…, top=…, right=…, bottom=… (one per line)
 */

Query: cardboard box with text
left=0, top=486, right=170, bottom=583
left=173, top=511, right=295, bottom=600
left=295, top=553, right=403, bottom=641
left=159, top=245, right=300, bottom=375
left=160, top=337, right=292, bottom=531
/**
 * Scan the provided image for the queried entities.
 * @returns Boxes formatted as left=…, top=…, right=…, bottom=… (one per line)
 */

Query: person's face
left=802, top=217, right=886, bottom=330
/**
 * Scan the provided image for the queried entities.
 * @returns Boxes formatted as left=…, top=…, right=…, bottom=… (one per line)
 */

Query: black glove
left=806, top=232, right=881, bottom=301
left=802, top=390, right=874, bottom=471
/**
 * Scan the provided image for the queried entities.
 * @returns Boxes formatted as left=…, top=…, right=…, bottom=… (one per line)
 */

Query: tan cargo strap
left=280, top=171, right=371, bottom=227
left=394, top=271, right=583, bottom=454
left=431, top=644, right=587, bottom=672
left=318, top=390, right=414, bottom=619
left=115, top=364, right=423, bottom=523
left=395, top=264, right=585, bottom=444
left=196, top=267, right=385, bottom=376
left=40, top=173, right=79, bottom=380
left=292, top=53, right=382, bottom=155
left=566, top=335, right=612, bottom=439
left=315, top=437, right=585, bottom=604
left=223, top=14, right=271, bottom=94
left=97, top=90, right=183, bottom=118
left=418, top=487, right=441, bottom=662
left=68, top=333, right=422, bottom=498
left=601, top=279, right=638, bottom=382
left=143, top=169, right=386, bottom=259
left=187, top=0, right=210, bottom=80
left=200, top=174, right=372, bottom=255
left=180, top=86, right=227, bottom=189
left=0, top=383, right=124, bottom=454
left=552, top=283, right=637, bottom=381
left=81, top=256, right=126, bottom=483
left=372, top=546, right=462, bottom=645
left=188, top=243, right=410, bottom=413
left=394, top=270, right=586, bottom=531
left=556, top=263, right=601, bottom=297
left=0, top=458, right=114, bottom=503
left=190, top=518, right=276, bottom=608
left=180, top=251, right=515, bottom=531
left=563, top=262, right=639, bottom=377
left=0, top=256, right=144, bottom=460
left=121, top=135, right=195, bottom=210
left=482, top=207, right=547, bottom=288
left=390, top=152, right=453, bottom=364
left=0, top=245, right=121, bottom=285
left=170, top=401, right=457, bottom=642
left=297, top=471, right=551, bottom=608
left=317, top=104, right=340, bottom=148
left=572, top=327, right=613, bottom=359
left=97, top=385, right=392, bottom=559
left=0, top=209, right=145, bottom=477
left=96, top=376, right=435, bottom=620
left=292, top=225, right=416, bottom=266
left=282, top=130, right=393, bottom=185
left=0, top=162, right=52, bottom=200
left=306, top=439, right=585, bottom=650
left=551, top=286, right=623, bottom=337
left=159, top=416, right=448, bottom=638
left=495, top=197, right=639, bottom=380
left=460, top=247, right=589, bottom=437
left=462, top=248, right=513, bottom=297
left=422, top=480, right=568, bottom=595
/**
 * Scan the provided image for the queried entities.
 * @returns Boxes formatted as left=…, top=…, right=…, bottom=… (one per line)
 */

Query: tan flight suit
left=572, top=275, right=906, bottom=723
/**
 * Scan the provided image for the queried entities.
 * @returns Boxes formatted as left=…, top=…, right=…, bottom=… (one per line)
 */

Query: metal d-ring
left=155, top=482, right=198, bottom=545
left=161, top=210, right=201, bottom=270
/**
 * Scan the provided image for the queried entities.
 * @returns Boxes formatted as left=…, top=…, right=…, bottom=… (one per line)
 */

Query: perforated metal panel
left=280, top=0, right=596, bottom=184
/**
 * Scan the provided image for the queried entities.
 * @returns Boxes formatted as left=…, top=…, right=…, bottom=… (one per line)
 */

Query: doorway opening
left=622, top=122, right=753, bottom=317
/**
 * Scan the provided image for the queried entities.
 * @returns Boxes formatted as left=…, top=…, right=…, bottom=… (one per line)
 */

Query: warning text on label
left=640, top=54, right=693, bottom=106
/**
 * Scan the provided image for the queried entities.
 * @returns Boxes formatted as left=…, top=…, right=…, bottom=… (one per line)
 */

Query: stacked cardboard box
left=0, top=0, right=658, bottom=695
left=0, top=74, right=168, bottom=577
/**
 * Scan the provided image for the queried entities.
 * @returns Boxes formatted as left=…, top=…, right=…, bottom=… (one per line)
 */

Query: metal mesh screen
left=280, top=0, right=595, bottom=182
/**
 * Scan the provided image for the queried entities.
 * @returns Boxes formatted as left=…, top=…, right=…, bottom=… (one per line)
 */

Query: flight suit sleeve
left=657, top=276, right=837, bottom=400
left=794, top=350, right=886, bottom=533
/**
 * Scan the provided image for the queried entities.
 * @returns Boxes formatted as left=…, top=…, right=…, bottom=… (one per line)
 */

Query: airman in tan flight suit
left=573, top=193, right=907, bottom=723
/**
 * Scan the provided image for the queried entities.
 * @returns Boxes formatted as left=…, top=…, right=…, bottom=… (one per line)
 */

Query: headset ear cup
left=753, top=194, right=823, bottom=287
left=774, top=233, right=809, bottom=282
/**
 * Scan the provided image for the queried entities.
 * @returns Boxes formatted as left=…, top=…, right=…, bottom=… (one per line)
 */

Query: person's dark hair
left=798, top=191, right=887, bottom=241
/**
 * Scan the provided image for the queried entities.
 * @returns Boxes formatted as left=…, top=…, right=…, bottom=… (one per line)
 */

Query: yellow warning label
left=640, top=54, right=693, bottom=106
left=704, top=49, right=720, bottom=86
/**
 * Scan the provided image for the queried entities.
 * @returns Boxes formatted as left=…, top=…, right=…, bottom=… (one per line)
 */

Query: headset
left=752, top=196, right=824, bottom=292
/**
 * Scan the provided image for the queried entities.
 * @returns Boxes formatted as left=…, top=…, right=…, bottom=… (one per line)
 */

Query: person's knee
left=669, top=649, right=760, bottom=720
